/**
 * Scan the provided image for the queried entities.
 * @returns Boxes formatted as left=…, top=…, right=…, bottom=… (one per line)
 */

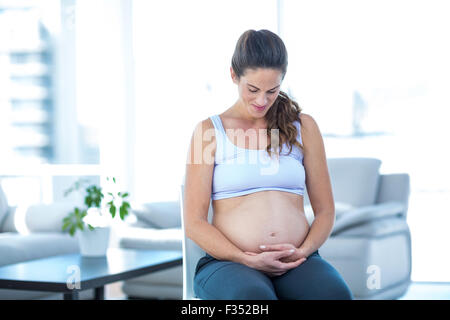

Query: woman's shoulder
left=299, top=112, right=319, bottom=131
left=192, top=116, right=215, bottom=132
left=299, top=112, right=314, bottom=124
left=298, top=112, right=323, bottom=148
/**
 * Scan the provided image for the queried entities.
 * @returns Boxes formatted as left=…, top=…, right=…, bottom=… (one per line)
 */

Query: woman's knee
left=318, top=280, right=353, bottom=300
left=302, top=265, right=354, bottom=300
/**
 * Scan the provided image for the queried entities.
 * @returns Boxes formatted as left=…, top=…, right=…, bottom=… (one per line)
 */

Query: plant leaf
left=62, top=221, right=71, bottom=231
left=69, top=225, right=76, bottom=236
left=119, top=202, right=130, bottom=220
left=110, top=204, right=116, bottom=218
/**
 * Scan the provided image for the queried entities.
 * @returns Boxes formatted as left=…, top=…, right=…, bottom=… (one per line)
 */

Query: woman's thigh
left=272, top=251, right=353, bottom=300
left=194, top=255, right=278, bottom=300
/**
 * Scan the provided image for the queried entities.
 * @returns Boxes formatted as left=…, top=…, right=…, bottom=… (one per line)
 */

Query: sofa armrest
left=1, top=202, right=77, bottom=233
left=331, top=201, right=406, bottom=236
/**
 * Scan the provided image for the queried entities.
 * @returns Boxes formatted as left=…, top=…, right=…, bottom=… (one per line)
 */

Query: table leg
left=95, top=286, right=105, bottom=300
left=63, top=291, right=79, bottom=300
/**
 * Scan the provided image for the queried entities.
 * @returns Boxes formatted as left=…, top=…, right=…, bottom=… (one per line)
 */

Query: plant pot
left=78, top=226, right=111, bottom=257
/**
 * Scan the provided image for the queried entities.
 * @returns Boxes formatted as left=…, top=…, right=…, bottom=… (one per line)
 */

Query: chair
left=180, top=157, right=412, bottom=300
left=179, top=184, right=213, bottom=300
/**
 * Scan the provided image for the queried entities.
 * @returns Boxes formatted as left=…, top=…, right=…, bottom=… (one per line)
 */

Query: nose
left=255, top=93, right=268, bottom=106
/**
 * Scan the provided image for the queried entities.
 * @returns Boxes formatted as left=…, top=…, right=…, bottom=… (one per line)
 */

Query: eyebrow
left=247, top=84, right=280, bottom=91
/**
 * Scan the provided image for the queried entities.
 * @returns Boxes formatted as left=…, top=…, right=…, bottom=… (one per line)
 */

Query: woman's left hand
left=250, top=243, right=308, bottom=263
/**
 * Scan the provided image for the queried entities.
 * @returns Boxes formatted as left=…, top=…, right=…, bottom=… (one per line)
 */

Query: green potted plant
left=62, top=177, right=131, bottom=257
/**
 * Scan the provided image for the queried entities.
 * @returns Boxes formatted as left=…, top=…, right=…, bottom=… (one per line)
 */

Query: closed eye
left=249, top=89, right=277, bottom=94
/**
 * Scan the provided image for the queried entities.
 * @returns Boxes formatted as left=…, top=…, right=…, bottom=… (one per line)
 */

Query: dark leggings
left=194, top=250, right=353, bottom=300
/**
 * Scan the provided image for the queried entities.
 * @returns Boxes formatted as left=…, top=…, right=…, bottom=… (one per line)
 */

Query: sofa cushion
left=0, top=184, right=9, bottom=231
left=327, top=158, right=382, bottom=207
left=118, top=227, right=182, bottom=251
left=132, top=201, right=181, bottom=229
left=25, top=202, right=77, bottom=233
left=332, top=202, right=406, bottom=235
left=0, top=232, right=79, bottom=267
left=333, top=215, right=410, bottom=238
left=305, top=202, right=355, bottom=225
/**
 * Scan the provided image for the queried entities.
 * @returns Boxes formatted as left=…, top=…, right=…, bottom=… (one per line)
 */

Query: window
left=0, top=0, right=101, bottom=206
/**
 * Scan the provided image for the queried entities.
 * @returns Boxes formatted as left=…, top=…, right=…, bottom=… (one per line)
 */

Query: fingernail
left=260, top=245, right=266, bottom=249
left=289, top=249, right=295, bottom=253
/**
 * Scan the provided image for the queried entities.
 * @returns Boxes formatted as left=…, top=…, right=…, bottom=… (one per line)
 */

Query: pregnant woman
left=183, top=29, right=353, bottom=300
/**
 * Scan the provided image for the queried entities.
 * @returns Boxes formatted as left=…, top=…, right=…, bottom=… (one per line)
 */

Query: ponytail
left=265, top=90, right=303, bottom=157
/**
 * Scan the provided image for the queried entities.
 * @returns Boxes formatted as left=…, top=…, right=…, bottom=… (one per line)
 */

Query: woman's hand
left=243, top=249, right=306, bottom=277
left=257, top=243, right=309, bottom=264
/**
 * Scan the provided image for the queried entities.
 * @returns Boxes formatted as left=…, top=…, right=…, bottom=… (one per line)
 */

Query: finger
left=244, top=251, right=258, bottom=256
left=260, top=243, right=294, bottom=251
left=263, top=270, right=286, bottom=277
left=274, top=249, right=296, bottom=260
left=280, top=257, right=307, bottom=270
left=268, top=272, right=286, bottom=277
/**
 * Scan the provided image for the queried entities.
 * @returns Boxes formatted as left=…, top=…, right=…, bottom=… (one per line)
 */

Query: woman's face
left=231, top=67, right=283, bottom=119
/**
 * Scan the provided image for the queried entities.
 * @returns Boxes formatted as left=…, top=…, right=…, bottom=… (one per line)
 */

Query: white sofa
left=314, top=157, right=411, bottom=299
left=0, top=184, right=95, bottom=300
left=120, top=157, right=411, bottom=300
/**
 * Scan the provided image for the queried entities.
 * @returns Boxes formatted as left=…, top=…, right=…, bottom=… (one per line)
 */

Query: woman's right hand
left=243, top=250, right=306, bottom=277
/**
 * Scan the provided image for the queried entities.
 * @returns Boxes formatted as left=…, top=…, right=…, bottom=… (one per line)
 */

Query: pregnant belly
left=212, top=208, right=310, bottom=253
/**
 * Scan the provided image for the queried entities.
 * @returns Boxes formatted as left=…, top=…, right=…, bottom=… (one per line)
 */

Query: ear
left=230, top=66, right=239, bottom=84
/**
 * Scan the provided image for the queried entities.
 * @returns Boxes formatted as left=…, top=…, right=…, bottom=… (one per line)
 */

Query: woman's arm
left=183, top=118, right=249, bottom=264
left=298, top=113, right=335, bottom=257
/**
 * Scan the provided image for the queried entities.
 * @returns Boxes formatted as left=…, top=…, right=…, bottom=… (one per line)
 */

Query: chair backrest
left=179, top=184, right=213, bottom=300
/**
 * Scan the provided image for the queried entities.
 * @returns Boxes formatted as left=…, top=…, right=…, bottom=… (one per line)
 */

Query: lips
left=252, top=104, right=266, bottom=111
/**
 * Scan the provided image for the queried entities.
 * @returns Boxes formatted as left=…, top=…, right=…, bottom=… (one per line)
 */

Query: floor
left=398, top=282, right=450, bottom=300
left=104, top=281, right=450, bottom=300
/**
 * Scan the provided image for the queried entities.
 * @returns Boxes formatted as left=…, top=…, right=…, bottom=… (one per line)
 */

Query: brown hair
left=231, top=29, right=303, bottom=156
